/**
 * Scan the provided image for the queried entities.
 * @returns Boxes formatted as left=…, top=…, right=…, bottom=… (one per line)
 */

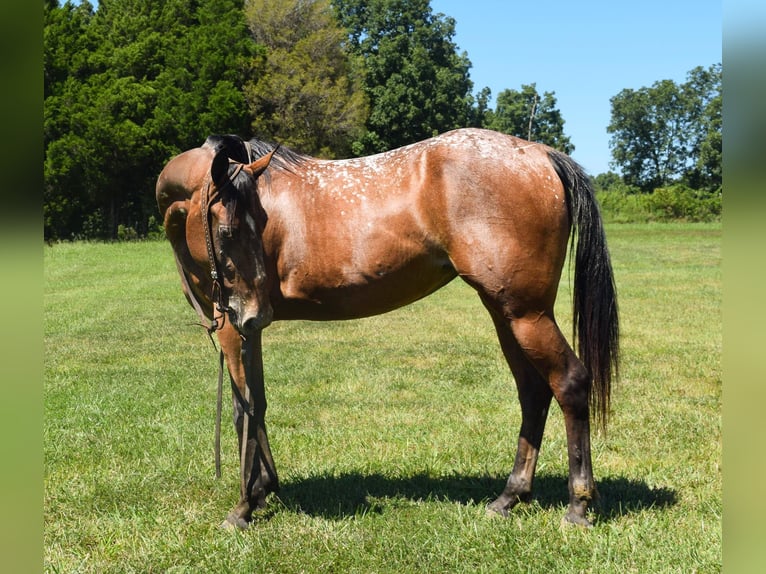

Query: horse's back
left=425, top=129, right=568, bottom=227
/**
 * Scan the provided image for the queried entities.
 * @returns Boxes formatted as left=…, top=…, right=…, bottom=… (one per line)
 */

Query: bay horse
left=156, top=128, right=619, bottom=529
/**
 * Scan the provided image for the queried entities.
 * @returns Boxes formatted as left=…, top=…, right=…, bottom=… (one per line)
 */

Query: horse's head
left=158, top=144, right=277, bottom=337
left=202, top=147, right=277, bottom=336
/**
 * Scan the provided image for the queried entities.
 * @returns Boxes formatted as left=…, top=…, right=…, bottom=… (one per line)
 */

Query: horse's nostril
left=239, top=307, right=273, bottom=334
left=241, top=316, right=260, bottom=334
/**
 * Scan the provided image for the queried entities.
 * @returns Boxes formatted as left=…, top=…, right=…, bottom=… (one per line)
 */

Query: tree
left=44, top=0, right=97, bottom=100
left=483, top=84, right=574, bottom=154
left=243, top=0, right=367, bottom=158
left=469, top=85, right=492, bottom=128
left=694, top=92, right=721, bottom=191
left=683, top=64, right=722, bottom=191
left=607, top=80, right=687, bottom=192
left=44, top=0, right=260, bottom=240
left=607, top=64, right=721, bottom=192
left=333, top=0, right=474, bottom=154
left=44, top=0, right=100, bottom=239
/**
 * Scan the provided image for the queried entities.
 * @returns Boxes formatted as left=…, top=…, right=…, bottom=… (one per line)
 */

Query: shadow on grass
left=274, top=472, right=677, bottom=522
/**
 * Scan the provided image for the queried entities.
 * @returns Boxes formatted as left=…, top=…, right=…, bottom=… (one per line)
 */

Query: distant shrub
left=596, top=190, right=652, bottom=223
left=117, top=224, right=139, bottom=242
left=146, top=215, right=166, bottom=240
left=643, top=184, right=721, bottom=222
left=596, top=184, right=721, bottom=223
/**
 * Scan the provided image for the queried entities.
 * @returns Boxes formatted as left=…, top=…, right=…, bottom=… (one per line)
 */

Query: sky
left=430, top=0, right=722, bottom=175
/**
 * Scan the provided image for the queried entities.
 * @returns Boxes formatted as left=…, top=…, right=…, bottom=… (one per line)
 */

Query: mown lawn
left=44, top=223, right=721, bottom=573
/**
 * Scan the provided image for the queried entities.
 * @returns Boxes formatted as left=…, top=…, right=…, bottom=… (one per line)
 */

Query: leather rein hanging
left=178, top=160, right=248, bottom=479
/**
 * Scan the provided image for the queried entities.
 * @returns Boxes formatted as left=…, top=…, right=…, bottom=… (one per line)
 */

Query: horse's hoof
left=220, top=513, right=250, bottom=531
left=561, top=513, right=593, bottom=529
left=485, top=502, right=509, bottom=518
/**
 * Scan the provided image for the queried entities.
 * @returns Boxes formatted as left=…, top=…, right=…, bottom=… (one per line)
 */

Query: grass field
left=44, top=223, right=721, bottom=573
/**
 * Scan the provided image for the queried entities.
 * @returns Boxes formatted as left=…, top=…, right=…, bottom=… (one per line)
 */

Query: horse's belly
left=272, top=255, right=457, bottom=321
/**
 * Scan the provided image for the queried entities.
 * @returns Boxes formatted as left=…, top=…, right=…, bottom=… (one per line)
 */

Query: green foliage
left=483, top=84, right=574, bottom=154
left=592, top=171, right=630, bottom=194
left=684, top=65, right=722, bottom=191
left=244, top=0, right=368, bottom=158
left=43, top=0, right=97, bottom=99
left=334, top=0, right=474, bottom=154
left=608, top=80, right=687, bottom=191
left=644, top=184, right=722, bottom=222
left=607, top=64, right=722, bottom=192
left=596, top=184, right=721, bottom=224
left=44, top=0, right=260, bottom=240
left=599, top=63, right=722, bottom=220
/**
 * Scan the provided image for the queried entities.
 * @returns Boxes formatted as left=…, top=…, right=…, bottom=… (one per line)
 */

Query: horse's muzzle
left=235, top=305, right=274, bottom=335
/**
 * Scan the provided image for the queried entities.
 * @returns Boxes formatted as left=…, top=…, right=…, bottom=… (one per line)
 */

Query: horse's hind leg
left=484, top=310, right=553, bottom=515
left=513, top=311, right=596, bottom=526
left=484, top=303, right=596, bottom=526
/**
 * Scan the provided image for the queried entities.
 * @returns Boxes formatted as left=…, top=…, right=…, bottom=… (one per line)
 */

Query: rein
left=194, top=162, right=250, bottom=480
left=174, top=250, right=226, bottom=479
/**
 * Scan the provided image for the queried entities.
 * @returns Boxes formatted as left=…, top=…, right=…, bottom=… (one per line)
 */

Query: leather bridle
left=199, top=162, right=245, bottom=333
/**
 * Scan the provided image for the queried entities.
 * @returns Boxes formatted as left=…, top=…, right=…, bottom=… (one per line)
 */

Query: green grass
left=44, top=223, right=721, bottom=573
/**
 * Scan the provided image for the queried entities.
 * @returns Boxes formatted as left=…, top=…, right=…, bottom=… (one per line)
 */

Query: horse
left=156, top=127, right=619, bottom=529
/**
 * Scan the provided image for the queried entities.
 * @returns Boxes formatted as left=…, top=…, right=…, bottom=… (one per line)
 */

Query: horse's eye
left=218, top=224, right=235, bottom=240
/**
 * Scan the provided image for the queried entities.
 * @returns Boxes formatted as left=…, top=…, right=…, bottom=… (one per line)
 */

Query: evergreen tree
left=244, top=0, right=367, bottom=158
left=44, top=0, right=100, bottom=239
left=44, top=0, right=260, bottom=240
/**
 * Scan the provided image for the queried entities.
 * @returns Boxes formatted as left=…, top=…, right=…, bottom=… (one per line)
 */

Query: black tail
left=548, top=150, right=619, bottom=430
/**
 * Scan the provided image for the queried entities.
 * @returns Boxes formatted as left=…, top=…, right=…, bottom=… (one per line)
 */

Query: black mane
left=203, top=134, right=308, bottom=174
left=247, top=138, right=308, bottom=172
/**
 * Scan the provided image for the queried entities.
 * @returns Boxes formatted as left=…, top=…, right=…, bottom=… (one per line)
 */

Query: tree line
left=44, top=0, right=721, bottom=240
left=604, top=63, right=721, bottom=194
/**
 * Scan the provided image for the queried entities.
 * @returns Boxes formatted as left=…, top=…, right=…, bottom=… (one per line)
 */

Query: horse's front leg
left=218, top=325, right=279, bottom=529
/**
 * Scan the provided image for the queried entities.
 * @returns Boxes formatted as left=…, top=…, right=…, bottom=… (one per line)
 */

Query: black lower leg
left=486, top=317, right=553, bottom=516
left=562, top=415, right=596, bottom=526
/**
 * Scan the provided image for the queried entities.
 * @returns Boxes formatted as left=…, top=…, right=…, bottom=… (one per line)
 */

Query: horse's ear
left=211, top=149, right=230, bottom=187
left=247, top=147, right=278, bottom=178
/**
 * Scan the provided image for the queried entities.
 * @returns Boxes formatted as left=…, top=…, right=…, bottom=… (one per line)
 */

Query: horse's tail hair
left=548, top=150, right=619, bottom=431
